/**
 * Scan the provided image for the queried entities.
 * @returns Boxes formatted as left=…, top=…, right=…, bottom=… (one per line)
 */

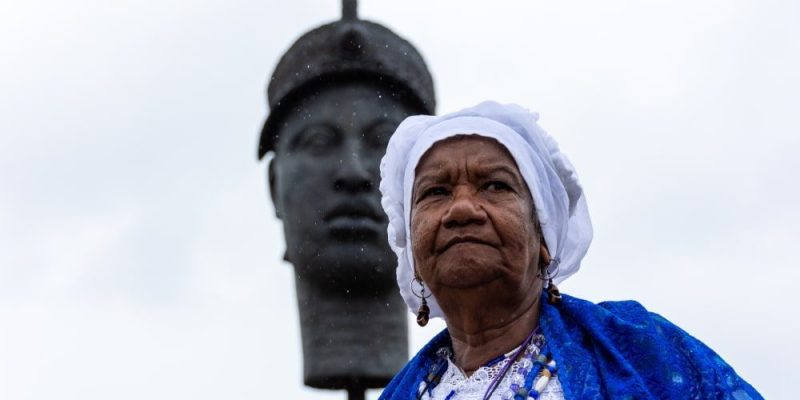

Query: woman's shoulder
left=547, top=293, right=762, bottom=399
left=562, top=292, right=651, bottom=319
left=556, top=293, right=723, bottom=365
left=559, top=293, right=696, bottom=334
left=552, top=293, right=668, bottom=339
left=558, top=293, right=723, bottom=348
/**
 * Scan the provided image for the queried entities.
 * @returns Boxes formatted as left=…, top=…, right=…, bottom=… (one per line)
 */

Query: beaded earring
left=542, top=258, right=562, bottom=304
left=411, top=276, right=431, bottom=326
left=546, top=278, right=562, bottom=304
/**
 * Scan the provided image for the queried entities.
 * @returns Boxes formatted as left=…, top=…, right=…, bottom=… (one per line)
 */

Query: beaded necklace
left=417, top=329, right=558, bottom=400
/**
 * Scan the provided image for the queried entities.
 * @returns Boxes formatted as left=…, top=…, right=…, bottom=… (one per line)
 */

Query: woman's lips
left=438, top=236, right=495, bottom=254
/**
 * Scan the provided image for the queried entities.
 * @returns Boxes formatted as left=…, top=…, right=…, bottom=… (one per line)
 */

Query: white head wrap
left=379, top=101, right=592, bottom=319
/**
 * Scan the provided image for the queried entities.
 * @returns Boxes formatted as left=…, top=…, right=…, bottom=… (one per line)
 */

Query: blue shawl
left=380, top=293, right=761, bottom=399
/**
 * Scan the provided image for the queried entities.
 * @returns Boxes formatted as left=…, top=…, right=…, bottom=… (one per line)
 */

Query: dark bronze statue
left=257, top=1, right=435, bottom=398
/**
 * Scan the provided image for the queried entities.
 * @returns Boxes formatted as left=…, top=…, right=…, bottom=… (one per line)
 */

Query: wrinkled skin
left=410, top=135, right=550, bottom=372
left=270, top=80, right=419, bottom=292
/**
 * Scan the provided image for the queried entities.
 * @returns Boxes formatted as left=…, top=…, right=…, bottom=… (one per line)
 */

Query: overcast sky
left=1, top=0, right=798, bottom=398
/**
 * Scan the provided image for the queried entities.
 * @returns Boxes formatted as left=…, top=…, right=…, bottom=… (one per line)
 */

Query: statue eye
left=294, top=125, right=339, bottom=153
left=365, top=121, right=396, bottom=149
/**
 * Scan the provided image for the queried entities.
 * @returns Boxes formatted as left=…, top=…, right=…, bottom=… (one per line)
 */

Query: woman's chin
left=432, top=262, right=505, bottom=290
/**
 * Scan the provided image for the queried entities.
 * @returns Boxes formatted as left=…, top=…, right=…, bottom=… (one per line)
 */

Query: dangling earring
left=411, top=276, right=431, bottom=326
left=547, top=277, right=562, bottom=304
left=542, top=258, right=562, bottom=304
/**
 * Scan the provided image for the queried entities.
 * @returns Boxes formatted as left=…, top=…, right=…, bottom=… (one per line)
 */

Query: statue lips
left=437, top=235, right=497, bottom=255
left=324, top=200, right=385, bottom=239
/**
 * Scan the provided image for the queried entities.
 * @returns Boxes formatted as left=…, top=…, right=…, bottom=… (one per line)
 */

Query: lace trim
left=419, top=343, right=565, bottom=400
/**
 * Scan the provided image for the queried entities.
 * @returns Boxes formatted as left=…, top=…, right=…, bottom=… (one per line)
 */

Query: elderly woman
left=378, top=102, right=761, bottom=400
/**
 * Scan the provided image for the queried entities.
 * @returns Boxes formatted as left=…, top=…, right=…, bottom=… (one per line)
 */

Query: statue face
left=270, top=81, right=418, bottom=292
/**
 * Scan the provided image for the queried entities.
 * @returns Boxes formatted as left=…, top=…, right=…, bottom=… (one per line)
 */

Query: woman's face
left=410, top=135, right=545, bottom=303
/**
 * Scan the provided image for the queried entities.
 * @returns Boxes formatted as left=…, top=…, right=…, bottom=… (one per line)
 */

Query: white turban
left=379, top=101, right=593, bottom=320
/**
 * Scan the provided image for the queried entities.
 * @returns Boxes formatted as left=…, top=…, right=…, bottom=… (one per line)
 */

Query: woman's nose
left=333, top=149, right=373, bottom=193
left=442, top=189, right=487, bottom=228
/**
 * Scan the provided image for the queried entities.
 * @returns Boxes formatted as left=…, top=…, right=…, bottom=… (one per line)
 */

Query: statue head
left=258, top=1, right=435, bottom=390
left=268, top=81, right=421, bottom=291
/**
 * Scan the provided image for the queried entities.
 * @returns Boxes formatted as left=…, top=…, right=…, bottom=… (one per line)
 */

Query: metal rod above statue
left=342, top=0, right=357, bottom=20
left=256, top=1, right=435, bottom=399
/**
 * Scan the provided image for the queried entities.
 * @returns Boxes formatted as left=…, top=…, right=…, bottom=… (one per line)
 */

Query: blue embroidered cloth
left=380, top=293, right=761, bottom=399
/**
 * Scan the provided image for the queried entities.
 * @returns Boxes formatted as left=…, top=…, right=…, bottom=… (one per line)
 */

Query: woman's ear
left=539, top=244, right=551, bottom=267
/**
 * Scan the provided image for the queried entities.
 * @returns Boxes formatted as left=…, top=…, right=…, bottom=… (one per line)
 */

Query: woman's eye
left=418, top=186, right=449, bottom=202
left=484, top=181, right=512, bottom=192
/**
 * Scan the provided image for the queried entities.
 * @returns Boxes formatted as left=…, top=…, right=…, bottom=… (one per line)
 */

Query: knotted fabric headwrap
left=379, top=101, right=593, bottom=320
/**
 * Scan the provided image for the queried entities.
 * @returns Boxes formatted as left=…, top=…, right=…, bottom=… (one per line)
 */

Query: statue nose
left=333, top=151, right=373, bottom=192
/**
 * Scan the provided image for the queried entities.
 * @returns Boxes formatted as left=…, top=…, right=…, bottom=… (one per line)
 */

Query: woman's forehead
left=414, top=134, right=519, bottom=176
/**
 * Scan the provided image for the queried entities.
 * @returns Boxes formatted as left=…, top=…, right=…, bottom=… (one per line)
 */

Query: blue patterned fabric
left=380, top=293, right=761, bottom=400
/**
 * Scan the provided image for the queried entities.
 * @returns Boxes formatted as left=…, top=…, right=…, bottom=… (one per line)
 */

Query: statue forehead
left=296, top=80, right=408, bottom=113
left=273, top=80, right=415, bottom=149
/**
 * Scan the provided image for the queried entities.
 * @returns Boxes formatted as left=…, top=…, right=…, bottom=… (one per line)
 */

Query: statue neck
left=293, top=272, right=409, bottom=389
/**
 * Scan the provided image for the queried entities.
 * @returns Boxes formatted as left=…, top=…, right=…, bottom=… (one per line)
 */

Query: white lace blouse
left=418, top=342, right=565, bottom=400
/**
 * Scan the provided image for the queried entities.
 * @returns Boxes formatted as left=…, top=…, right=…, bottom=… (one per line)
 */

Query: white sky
left=1, top=0, right=798, bottom=398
